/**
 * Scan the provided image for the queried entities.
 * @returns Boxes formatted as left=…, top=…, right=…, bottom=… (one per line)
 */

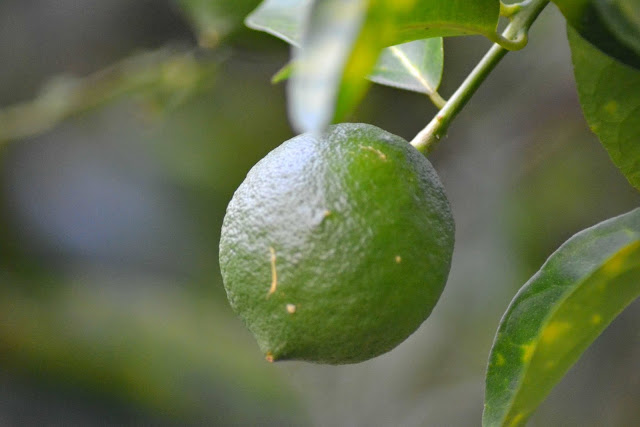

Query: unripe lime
left=219, top=123, right=454, bottom=364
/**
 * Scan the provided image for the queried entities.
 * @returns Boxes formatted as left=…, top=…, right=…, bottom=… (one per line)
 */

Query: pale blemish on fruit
left=286, top=304, right=296, bottom=314
left=268, top=247, right=278, bottom=297
left=591, top=313, right=602, bottom=325
left=495, top=353, right=506, bottom=366
left=359, top=145, right=387, bottom=161
left=521, top=342, right=535, bottom=363
left=395, top=255, right=402, bottom=264
left=265, top=352, right=274, bottom=363
left=541, top=321, right=571, bottom=344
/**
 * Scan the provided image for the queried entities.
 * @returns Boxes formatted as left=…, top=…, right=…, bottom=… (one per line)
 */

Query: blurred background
left=0, top=1, right=638, bottom=425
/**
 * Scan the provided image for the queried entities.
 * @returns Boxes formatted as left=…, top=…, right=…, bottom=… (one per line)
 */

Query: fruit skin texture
left=219, top=123, right=454, bottom=364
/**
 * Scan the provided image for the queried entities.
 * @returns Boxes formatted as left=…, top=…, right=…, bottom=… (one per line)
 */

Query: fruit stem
left=410, top=0, right=550, bottom=155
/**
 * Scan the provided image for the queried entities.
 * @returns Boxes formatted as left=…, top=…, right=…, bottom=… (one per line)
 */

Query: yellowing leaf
left=483, top=208, right=640, bottom=426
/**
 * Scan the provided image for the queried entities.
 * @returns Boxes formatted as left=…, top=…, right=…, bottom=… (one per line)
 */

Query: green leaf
left=176, top=0, right=262, bottom=46
left=245, top=0, right=310, bottom=45
left=246, top=0, right=500, bottom=46
left=296, top=0, right=500, bottom=132
left=247, top=0, right=499, bottom=132
left=271, top=62, right=294, bottom=84
left=250, top=2, right=444, bottom=99
left=553, top=0, right=640, bottom=68
left=569, top=27, right=640, bottom=191
left=369, top=39, right=443, bottom=96
left=597, top=0, right=640, bottom=54
left=378, top=0, right=501, bottom=43
left=270, top=39, right=445, bottom=101
left=483, top=208, right=640, bottom=427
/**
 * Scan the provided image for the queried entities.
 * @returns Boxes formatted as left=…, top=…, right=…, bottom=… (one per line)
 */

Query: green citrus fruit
left=219, top=123, right=454, bottom=364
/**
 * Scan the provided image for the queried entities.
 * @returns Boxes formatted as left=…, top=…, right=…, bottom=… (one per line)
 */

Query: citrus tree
left=215, top=1, right=640, bottom=426
left=0, top=0, right=638, bottom=425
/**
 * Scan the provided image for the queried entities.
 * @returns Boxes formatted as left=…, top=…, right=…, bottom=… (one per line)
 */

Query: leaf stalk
left=410, top=0, right=550, bottom=154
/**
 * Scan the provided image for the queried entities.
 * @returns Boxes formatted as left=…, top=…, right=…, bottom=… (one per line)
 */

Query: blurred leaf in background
left=0, top=0, right=304, bottom=425
left=176, top=0, right=261, bottom=47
